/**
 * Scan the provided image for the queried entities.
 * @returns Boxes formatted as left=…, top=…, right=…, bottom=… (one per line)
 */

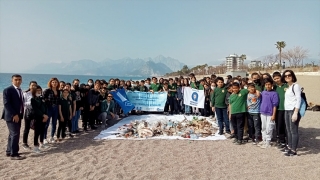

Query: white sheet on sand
left=94, top=114, right=227, bottom=141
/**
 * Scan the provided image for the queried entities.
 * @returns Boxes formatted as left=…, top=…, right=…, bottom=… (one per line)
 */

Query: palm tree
left=275, top=41, right=286, bottom=70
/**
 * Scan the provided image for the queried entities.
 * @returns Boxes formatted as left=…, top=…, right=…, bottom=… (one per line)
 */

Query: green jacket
left=100, top=100, right=115, bottom=115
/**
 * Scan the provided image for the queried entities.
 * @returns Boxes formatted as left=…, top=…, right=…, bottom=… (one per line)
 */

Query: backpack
left=292, top=84, right=308, bottom=117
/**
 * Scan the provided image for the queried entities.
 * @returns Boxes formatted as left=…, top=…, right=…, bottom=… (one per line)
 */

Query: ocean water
left=0, top=73, right=146, bottom=92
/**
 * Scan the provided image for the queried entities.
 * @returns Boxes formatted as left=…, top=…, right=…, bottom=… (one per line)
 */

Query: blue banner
left=110, top=89, right=135, bottom=114
left=126, top=91, right=168, bottom=112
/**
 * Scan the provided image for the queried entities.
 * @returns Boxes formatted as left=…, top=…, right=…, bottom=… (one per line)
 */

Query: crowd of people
left=2, top=69, right=305, bottom=160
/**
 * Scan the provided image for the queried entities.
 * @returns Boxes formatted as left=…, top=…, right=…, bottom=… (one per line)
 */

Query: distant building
left=248, top=60, right=262, bottom=69
left=226, top=54, right=242, bottom=71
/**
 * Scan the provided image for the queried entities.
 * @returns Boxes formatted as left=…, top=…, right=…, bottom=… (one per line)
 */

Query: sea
left=0, top=73, right=146, bottom=92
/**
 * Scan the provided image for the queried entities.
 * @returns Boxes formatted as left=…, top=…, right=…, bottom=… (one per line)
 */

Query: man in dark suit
left=1, top=74, right=26, bottom=160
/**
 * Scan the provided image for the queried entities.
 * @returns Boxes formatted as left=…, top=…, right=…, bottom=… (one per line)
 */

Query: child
left=168, top=78, right=178, bottom=115
left=225, top=84, right=234, bottom=138
left=176, top=81, right=184, bottom=114
left=273, top=72, right=288, bottom=148
left=163, top=83, right=170, bottom=115
left=229, top=82, right=260, bottom=145
left=247, top=83, right=262, bottom=145
left=31, top=85, right=50, bottom=153
left=57, top=89, right=72, bottom=141
left=259, top=78, right=279, bottom=148
left=211, top=77, right=230, bottom=135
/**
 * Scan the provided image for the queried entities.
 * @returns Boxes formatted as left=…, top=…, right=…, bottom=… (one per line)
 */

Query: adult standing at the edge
left=1, top=74, right=26, bottom=160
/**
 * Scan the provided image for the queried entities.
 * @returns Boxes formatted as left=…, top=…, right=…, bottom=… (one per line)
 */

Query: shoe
left=284, top=150, right=297, bottom=157
left=6, top=153, right=11, bottom=157
left=44, top=139, right=49, bottom=144
left=226, top=131, right=231, bottom=134
left=257, top=141, right=265, bottom=147
left=228, top=134, right=235, bottom=139
left=11, top=155, right=26, bottom=160
left=280, top=147, right=290, bottom=153
left=90, top=126, right=97, bottom=130
left=261, top=143, right=271, bottom=149
left=218, top=131, right=224, bottom=135
left=75, top=130, right=80, bottom=133
left=235, top=140, right=243, bottom=145
left=40, top=144, right=50, bottom=149
left=49, top=137, right=56, bottom=143
left=22, top=144, right=32, bottom=150
left=232, top=139, right=238, bottom=143
left=33, top=147, right=41, bottom=154
left=252, top=139, right=258, bottom=145
left=277, top=143, right=286, bottom=149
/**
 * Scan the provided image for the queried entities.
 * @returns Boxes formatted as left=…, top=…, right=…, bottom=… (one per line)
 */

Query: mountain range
left=28, top=55, right=185, bottom=77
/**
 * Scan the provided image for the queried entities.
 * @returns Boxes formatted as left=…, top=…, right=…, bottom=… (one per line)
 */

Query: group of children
left=211, top=70, right=305, bottom=156
left=22, top=70, right=304, bottom=156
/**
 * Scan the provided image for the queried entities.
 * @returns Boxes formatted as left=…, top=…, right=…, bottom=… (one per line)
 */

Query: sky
left=0, top=0, right=320, bottom=72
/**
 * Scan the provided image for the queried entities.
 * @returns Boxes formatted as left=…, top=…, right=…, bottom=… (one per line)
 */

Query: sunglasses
left=284, top=74, right=292, bottom=78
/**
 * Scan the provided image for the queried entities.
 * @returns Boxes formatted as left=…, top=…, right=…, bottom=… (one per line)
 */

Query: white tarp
left=183, top=87, right=205, bottom=108
left=94, top=115, right=227, bottom=141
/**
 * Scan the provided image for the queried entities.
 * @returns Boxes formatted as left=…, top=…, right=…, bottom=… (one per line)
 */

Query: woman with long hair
left=183, top=78, right=191, bottom=115
left=22, top=81, right=38, bottom=150
left=43, top=77, right=60, bottom=143
left=281, top=70, right=301, bottom=156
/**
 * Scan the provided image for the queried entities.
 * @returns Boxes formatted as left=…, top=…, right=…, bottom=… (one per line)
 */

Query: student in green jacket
left=31, top=85, right=49, bottom=153
left=99, top=93, right=119, bottom=128
left=273, top=71, right=289, bottom=148
left=229, top=82, right=260, bottom=145
left=150, top=77, right=162, bottom=93
left=211, top=77, right=230, bottom=135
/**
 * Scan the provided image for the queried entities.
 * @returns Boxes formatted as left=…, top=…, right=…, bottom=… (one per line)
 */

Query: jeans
left=168, top=96, right=178, bottom=114
left=261, top=114, right=275, bottom=142
left=185, top=105, right=191, bottom=114
left=248, top=113, right=261, bottom=139
left=44, top=105, right=59, bottom=139
left=231, top=113, right=245, bottom=141
left=285, top=110, right=301, bottom=151
left=276, top=110, right=286, bottom=143
left=215, top=107, right=230, bottom=133
left=71, top=110, right=81, bottom=132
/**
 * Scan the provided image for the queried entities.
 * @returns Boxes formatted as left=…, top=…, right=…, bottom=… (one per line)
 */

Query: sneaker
left=280, top=147, right=290, bottom=153
left=226, top=131, right=231, bottom=134
left=44, top=139, right=49, bottom=144
left=40, top=144, right=50, bottom=149
left=261, top=143, right=271, bottom=149
left=33, top=147, right=41, bottom=154
left=252, top=139, right=258, bottom=145
left=228, top=134, right=236, bottom=139
left=22, top=144, right=32, bottom=150
left=49, top=137, right=56, bottom=143
left=235, top=140, right=243, bottom=145
left=284, top=150, right=297, bottom=157
left=277, top=143, right=286, bottom=149
left=232, top=139, right=238, bottom=143
left=257, top=141, right=265, bottom=147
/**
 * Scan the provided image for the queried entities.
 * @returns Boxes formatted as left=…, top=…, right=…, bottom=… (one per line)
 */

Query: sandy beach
left=0, top=75, right=320, bottom=180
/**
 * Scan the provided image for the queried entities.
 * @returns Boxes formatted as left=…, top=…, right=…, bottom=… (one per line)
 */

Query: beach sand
left=0, top=75, right=320, bottom=180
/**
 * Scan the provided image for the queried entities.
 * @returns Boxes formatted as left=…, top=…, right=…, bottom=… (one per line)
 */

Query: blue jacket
left=1, top=85, right=24, bottom=121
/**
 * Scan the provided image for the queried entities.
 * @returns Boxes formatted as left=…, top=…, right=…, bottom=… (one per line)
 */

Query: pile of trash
left=115, top=116, right=218, bottom=139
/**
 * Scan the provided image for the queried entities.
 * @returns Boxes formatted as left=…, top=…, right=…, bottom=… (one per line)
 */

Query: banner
left=126, top=91, right=168, bottom=112
left=183, top=87, right=205, bottom=108
left=110, top=89, right=135, bottom=114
